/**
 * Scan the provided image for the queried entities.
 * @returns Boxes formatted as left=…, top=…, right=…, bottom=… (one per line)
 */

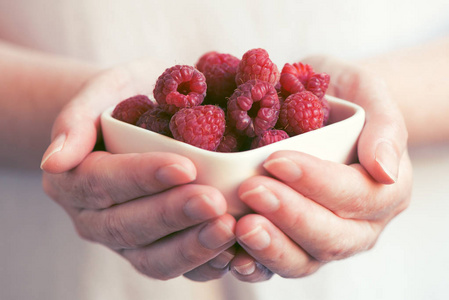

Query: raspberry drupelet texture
left=195, top=51, right=240, bottom=108
left=227, top=80, right=280, bottom=137
left=111, top=94, right=155, bottom=125
left=153, top=65, right=207, bottom=114
left=279, top=62, right=314, bottom=97
left=235, top=48, right=280, bottom=86
left=136, top=105, right=173, bottom=137
left=279, top=91, right=324, bottom=136
left=216, top=128, right=242, bottom=153
left=251, top=129, right=289, bottom=149
left=280, top=62, right=330, bottom=100
left=169, top=105, right=226, bottom=151
left=195, top=51, right=217, bottom=72
left=306, top=73, right=330, bottom=100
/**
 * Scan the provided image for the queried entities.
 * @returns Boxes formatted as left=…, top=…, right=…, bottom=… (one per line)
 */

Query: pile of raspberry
left=112, top=48, right=331, bottom=152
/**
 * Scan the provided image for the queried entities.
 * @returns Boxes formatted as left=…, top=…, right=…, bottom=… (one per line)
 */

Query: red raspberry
left=306, top=73, right=330, bottom=99
left=235, top=48, right=280, bottom=86
left=216, top=128, right=242, bottom=153
left=112, top=94, right=155, bottom=125
left=279, top=62, right=314, bottom=97
left=169, top=105, right=226, bottom=151
left=227, top=80, right=280, bottom=138
left=136, top=105, right=173, bottom=137
left=278, top=91, right=324, bottom=136
left=195, top=51, right=217, bottom=72
left=251, top=129, right=289, bottom=149
left=195, top=51, right=240, bottom=108
left=153, top=65, right=207, bottom=114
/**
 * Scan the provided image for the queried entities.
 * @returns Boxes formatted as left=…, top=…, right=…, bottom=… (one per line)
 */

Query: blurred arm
left=359, top=36, right=449, bottom=146
left=0, top=40, right=98, bottom=168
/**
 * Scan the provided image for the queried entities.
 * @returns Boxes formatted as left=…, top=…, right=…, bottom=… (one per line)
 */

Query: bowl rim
left=101, top=95, right=365, bottom=159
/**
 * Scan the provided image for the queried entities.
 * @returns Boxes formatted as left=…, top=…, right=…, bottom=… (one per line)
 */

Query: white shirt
left=1, top=1, right=449, bottom=299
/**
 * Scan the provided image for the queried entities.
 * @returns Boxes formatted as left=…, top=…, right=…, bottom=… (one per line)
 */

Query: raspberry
left=216, top=128, right=242, bottom=153
left=227, top=80, right=280, bottom=137
left=251, top=129, right=289, bottom=149
left=195, top=51, right=217, bottom=71
left=136, top=106, right=173, bottom=137
left=112, top=94, right=155, bottom=125
left=153, top=65, right=207, bottom=114
left=169, top=105, right=226, bottom=151
left=235, top=48, right=280, bottom=86
left=195, top=51, right=240, bottom=108
left=278, top=91, right=324, bottom=136
left=279, top=62, right=314, bottom=97
left=306, top=73, right=330, bottom=99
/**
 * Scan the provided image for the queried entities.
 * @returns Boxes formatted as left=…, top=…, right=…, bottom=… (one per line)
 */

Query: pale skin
left=1, top=36, right=448, bottom=282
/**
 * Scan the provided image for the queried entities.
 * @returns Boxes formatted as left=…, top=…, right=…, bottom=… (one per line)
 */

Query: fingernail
left=375, top=141, right=399, bottom=183
left=199, top=219, right=235, bottom=250
left=155, top=163, right=196, bottom=185
left=238, top=226, right=271, bottom=251
left=183, top=194, right=225, bottom=221
left=240, top=185, right=280, bottom=213
left=263, top=157, right=302, bottom=182
left=208, top=250, right=235, bottom=269
left=40, top=133, right=66, bottom=170
left=233, top=261, right=256, bottom=276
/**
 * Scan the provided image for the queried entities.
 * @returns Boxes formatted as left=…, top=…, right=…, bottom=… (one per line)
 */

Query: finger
left=303, top=56, right=408, bottom=184
left=120, top=214, right=236, bottom=280
left=357, top=98, right=408, bottom=184
left=40, top=68, right=141, bottom=174
left=234, top=214, right=322, bottom=278
left=238, top=177, right=381, bottom=262
left=183, top=247, right=236, bottom=282
left=229, top=247, right=274, bottom=282
left=259, top=150, right=410, bottom=220
left=74, top=184, right=228, bottom=250
left=351, top=74, right=408, bottom=184
left=40, top=100, right=105, bottom=173
left=43, top=151, right=197, bottom=210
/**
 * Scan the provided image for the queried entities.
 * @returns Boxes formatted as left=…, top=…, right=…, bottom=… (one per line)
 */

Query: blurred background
left=1, top=0, right=448, bottom=299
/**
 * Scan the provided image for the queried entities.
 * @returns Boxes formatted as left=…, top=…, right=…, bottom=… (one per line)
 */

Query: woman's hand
left=230, top=56, right=413, bottom=282
left=41, top=61, right=237, bottom=281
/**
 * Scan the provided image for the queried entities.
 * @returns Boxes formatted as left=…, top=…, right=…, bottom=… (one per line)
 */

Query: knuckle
left=71, top=210, right=96, bottom=242
left=131, top=253, right=176, bottom=281
left=80, top=174, right=114, bottom=209
left=103, top=212, right=136, bottom=248
left=334, top=195, right=370, bottom=219
left=156, top=206, right=183, bottom=232
left=41, top=174, right=55, bottom=199
left=282, top=212, right=307, bottom=234
left=314, top=241, right=353, bottom=262
left=74, top=222, right=92, bottom=242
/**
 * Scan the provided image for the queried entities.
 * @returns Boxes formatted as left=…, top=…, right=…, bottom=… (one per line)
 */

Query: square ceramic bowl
left=101, top=95, right=365, bottom=217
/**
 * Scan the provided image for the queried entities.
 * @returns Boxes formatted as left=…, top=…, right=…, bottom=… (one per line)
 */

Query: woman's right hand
left=41, top=61, right=237, bottom=281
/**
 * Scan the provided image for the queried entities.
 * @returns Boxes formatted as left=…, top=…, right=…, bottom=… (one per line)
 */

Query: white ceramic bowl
left=101, top=95, right=365, bottom=217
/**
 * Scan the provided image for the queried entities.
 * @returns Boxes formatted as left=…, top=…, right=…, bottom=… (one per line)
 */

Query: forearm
left=359, top=36, right=449, bottom=146
left=0, top=40, right=99, bottom=168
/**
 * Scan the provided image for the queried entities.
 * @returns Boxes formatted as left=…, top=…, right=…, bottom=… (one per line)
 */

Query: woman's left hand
left=229, top=55, right=413, bottom=282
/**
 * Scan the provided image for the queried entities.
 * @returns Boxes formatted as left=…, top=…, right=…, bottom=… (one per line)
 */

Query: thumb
left=345, top=71, right=408, bottom=184
left=40, top=101, right=99, bottom=173
left=302, top=55, right=408, bottom=184
left=356, top=87, right=408, bottom=184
